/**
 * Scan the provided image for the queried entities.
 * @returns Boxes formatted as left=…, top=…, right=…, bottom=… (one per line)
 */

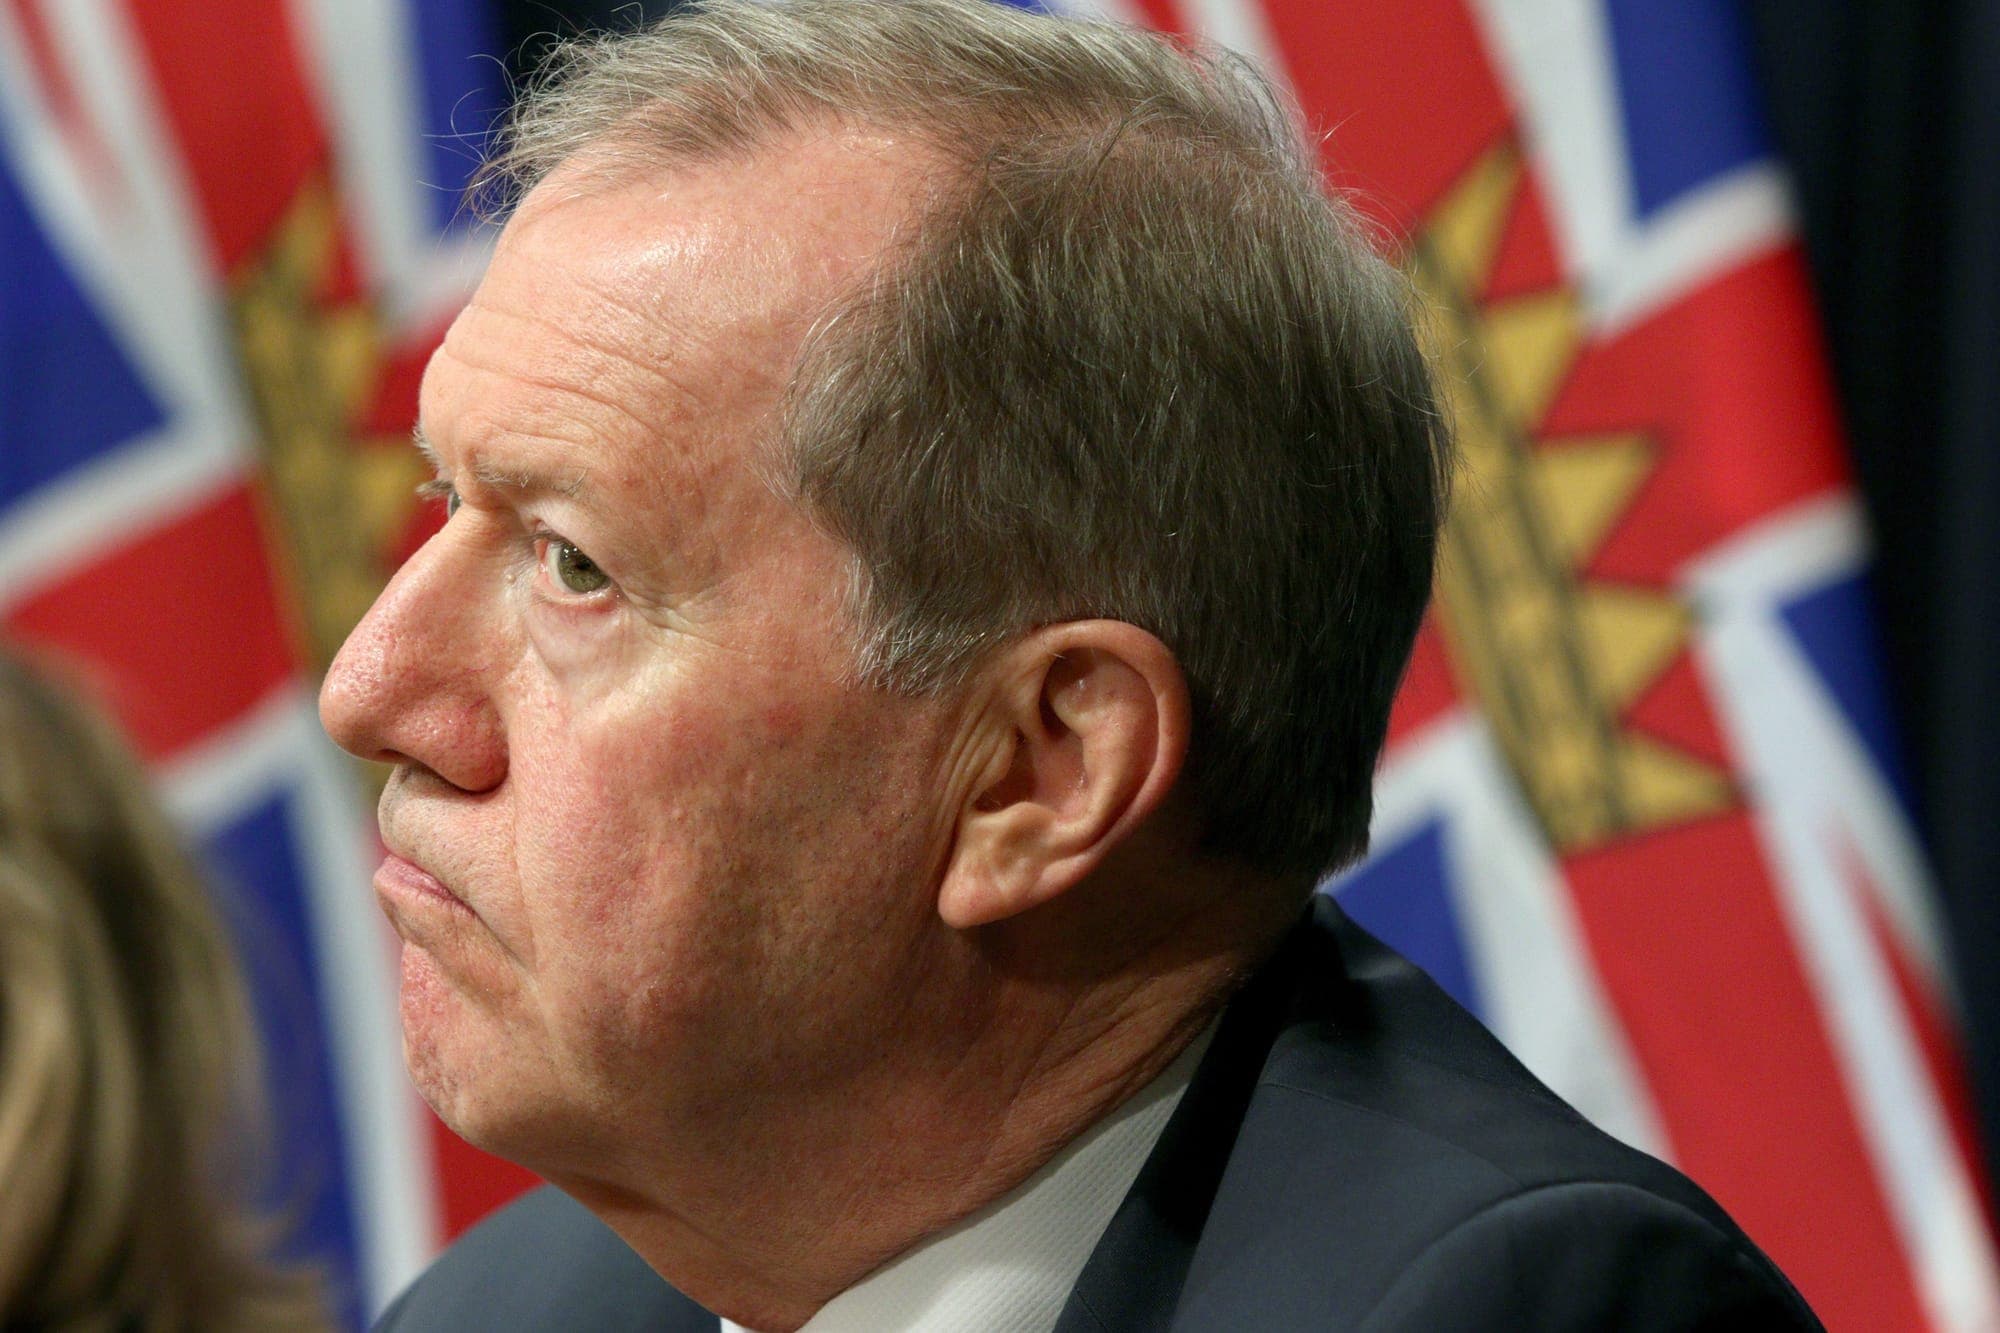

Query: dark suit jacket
left=378, top=898, right=1823, bottom=1330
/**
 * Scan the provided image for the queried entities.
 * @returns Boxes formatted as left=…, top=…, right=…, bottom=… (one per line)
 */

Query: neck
left=559, top=866, right=1294, bottom=1332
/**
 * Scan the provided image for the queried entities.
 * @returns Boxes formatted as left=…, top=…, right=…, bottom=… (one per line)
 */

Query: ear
left=938, top=620, right=1192, bottom=930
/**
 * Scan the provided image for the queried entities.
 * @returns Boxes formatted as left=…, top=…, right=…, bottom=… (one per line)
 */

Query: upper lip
left=376, top=771, right=475, bottom=909
left=379, top=774, right=441, bottom=878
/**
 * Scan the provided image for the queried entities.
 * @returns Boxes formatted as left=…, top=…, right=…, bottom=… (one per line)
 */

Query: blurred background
left=1, top=0, right=1993, bottom=1328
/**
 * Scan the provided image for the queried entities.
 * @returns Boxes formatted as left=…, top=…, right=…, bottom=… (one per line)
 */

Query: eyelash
left=417, top=478, right=461, bottom=518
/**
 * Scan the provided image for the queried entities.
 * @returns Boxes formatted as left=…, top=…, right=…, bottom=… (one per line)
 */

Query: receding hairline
left=470, top=0, right=1313, bottom=223
left=499, top=112, right=955, bottom=225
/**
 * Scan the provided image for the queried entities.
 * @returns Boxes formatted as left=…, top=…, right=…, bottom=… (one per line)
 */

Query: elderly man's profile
left=319, top=1, right=1823, bottom=1328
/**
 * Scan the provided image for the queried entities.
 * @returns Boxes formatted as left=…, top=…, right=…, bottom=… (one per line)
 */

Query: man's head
left=319, top=0, right=1447, bottom=1298
left=478, top=0, right=1450, bottom=881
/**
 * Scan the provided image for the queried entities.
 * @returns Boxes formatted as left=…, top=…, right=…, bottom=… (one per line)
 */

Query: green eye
left=550, top=539, right=609, bottom=594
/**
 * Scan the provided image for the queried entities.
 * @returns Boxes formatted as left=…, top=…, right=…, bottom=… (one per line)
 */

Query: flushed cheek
left=507, top=720, right=744, bottom=960
left=758, top=699, right=807, bottom=744
left=516, top=730, right=838, bottom=1026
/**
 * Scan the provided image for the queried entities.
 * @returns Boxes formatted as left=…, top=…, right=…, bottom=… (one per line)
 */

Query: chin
left=397, top=948, right=594, bottom=1174
left=403, top=1032, right=561, bottom=1172
left=400, top=950, right=519, bottom=1149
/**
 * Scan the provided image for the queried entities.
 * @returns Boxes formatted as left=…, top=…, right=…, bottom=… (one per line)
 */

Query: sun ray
left=1418, top=141, right=1521, bottom=294
left=1575, top=584, right=1691, bottom=713
left=1529, top=433, right=1654, bottom=563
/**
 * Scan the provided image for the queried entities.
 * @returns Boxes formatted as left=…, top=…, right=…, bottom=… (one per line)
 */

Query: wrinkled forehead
left=420, top=131, right=940, bottom=577
left=431, top=130, right=938, bottom=514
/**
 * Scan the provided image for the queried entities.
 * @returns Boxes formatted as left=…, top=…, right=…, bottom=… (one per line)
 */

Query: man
left=320, top=1, right=1822, bottom=1328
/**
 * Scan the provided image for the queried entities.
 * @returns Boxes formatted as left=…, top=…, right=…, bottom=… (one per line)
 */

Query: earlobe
left=937, top=623, right=1190, bottom=930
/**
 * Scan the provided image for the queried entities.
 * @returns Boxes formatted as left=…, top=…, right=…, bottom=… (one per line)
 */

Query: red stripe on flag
left=1121, top=0, right=1187, bottom=35
left=115, top=0, right=326, bottom=274
left=4, top=483, right=300, bottom=760
left=1563, top=813, right=1927, bottom=1329
left=1482, top=164, right=1562, bottom=303
left=429, top=1114, right=542, bottom=1241
left=1623, top=651, right=1736, bottom=772
left=1845, top=843, right=1998, bottom=1231
left=1385, top=616, right=1459, bottom=747
left=1264, top=0, right=1511, bottom=236
left=1545, top=247, right=1851, bottom=584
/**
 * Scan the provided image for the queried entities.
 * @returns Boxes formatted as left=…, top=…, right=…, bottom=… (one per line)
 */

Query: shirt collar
left=723, top=1023, right=1215, bottom=1333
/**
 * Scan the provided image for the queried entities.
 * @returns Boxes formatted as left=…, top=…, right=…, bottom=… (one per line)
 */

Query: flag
left=8, top=0, right=1992, bottom=1329
left=0, top=0, right=527, bottom=1322
left=1036, top=0, right=2000, bottom=1326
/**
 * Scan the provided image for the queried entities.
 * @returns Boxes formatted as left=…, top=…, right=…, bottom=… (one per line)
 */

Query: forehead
left=422, top=131, right=931, bottom=487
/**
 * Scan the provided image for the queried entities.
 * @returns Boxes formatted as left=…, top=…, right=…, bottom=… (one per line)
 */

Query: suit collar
left=1054, top=899, right=1343, bottom=1333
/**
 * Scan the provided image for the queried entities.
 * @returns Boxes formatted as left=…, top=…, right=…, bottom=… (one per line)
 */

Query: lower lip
left=375, top=854, right=473, bottom=915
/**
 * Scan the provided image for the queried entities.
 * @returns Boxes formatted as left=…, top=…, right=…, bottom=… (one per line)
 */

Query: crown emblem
left=1409, top=142, right=1736, bottom=853
left=229, top=178, right=433, bottom=676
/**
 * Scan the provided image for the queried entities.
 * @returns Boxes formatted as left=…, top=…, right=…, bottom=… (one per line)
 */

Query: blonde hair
left=0, top=649, right=332, bottom=1331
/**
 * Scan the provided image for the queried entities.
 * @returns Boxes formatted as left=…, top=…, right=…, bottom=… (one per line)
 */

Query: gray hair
left=478, top=0, right=1452, bottom=881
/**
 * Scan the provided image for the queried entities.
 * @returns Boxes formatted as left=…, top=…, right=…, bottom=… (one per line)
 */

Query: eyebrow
left=413, top=425, right=590, bottom=500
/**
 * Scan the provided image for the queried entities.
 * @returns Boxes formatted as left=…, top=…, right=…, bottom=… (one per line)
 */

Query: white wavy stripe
left=24, top=0, right=250, bottom=446
left=1588, top=162, right=1795, bottom=337
left=0, top=7, right=125, bottom=323
left=0, top=4, right=249, bottom=606
left=1685, top=495, right=1950, bottom=987
left=282, top=0, right=491, bottom=335
left=1690, top=499, right=2000, bottom=1332
left=1363, top=713, right=1669, bottom=1158
left=164, top=689, right=440, bottom=1315
left=0, top=426, right=244, bottom=611
left=1464, top=0, right=1632, bottom=294
left=1466, top=0, right=1798, bottom=338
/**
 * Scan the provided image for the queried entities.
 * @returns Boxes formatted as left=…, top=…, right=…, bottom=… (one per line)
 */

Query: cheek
left=507, top=703, right=748, bottom=989
left=494, top=648, right=946, bottom=1090
left=759, top=700, right=807, bottom=743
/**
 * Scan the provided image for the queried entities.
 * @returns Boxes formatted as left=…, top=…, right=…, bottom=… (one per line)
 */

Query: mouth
left=374, top=852, right=475, bottom=919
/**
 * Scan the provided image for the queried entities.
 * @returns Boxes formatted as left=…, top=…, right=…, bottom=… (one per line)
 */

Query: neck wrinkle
left=565, top=877, right=1286, bottom=1331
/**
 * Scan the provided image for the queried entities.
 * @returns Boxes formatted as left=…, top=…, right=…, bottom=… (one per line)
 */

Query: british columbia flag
left=1045, top=1, right=2000, bottom=1329
left=0, top=0, right=520, bottom=1324
left=2, top=0, right=1992, bottom=1328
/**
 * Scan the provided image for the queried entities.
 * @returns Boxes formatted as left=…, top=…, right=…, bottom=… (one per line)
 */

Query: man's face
left=319, top=142, right=960, bottom=1181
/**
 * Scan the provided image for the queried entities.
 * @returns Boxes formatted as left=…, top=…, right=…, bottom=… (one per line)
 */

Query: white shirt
left=722, top=1026, right=1214, bottom=1333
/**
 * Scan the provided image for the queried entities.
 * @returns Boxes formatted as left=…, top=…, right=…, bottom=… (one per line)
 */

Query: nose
left=319, top=531, right=508, bottom=793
